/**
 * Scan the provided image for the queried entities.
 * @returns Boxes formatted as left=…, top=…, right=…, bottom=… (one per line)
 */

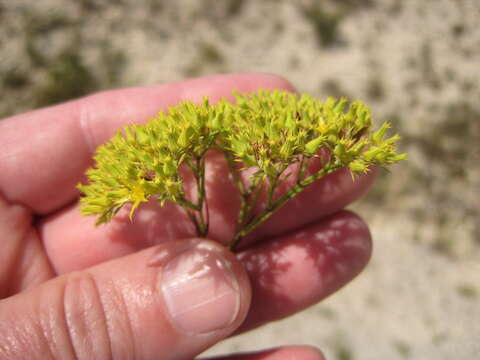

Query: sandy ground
left=1, top=0, right=479, bottom=359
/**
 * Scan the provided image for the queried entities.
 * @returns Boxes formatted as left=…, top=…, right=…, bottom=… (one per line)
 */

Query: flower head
left=78, top=90, right=406, bottom=235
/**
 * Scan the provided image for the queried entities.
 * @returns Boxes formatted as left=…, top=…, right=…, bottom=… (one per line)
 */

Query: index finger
left=0, top=73, right=295, bottom=214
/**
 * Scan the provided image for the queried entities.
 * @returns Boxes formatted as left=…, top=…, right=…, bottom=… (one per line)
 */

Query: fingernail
left=160, top=243, right=240, bottom=334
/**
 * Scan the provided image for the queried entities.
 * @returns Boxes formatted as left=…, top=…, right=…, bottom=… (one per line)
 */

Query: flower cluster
left=78, top=90, right=406, bottom=249
left=228, top=91, right=404, bottom=177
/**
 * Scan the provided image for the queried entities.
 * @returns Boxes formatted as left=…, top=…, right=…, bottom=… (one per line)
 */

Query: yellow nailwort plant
left=78, top=90, right=406, bottom=250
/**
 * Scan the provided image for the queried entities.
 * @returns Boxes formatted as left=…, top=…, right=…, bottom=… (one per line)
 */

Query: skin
left=0, top=73, right=375, bottom=359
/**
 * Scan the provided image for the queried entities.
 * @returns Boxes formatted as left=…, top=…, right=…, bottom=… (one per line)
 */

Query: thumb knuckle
left=62, top=272, right=134, bottom=359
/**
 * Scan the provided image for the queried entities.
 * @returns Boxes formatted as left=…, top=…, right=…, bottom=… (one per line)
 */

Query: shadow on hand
left=236, top=210, right=371, bottom=333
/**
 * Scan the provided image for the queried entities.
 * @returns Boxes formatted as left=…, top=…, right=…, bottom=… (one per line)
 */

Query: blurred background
left=1, top=0, right=478, bottom=359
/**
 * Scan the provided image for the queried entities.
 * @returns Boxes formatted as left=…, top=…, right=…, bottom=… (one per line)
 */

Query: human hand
left=0, top=73, right=374, bottom=359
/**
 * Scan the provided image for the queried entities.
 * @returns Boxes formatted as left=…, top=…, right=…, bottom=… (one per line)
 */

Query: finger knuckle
left=62, top=272, right=115, bottom=359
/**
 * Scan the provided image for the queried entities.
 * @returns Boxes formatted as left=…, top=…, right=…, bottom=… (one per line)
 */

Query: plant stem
left=223, top=151, right=256, bottom=235
left=185, top=208, right=201, bottom=235
left=223, top=151, right=246, bottom=194
left=177, top=196, right=200, bottom=212
left=183, top=155, right=209, bottom=237
left=196, top=156, right=209, bottom=237
left=296, top=155, right=308, bottom=184
left=228, top=163, right=341, bottom=251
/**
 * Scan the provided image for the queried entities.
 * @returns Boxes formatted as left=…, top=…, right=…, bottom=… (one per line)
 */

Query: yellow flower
left=78, top=88, right=406, bottom=246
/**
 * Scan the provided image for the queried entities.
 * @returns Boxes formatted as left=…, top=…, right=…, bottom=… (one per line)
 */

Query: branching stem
left=228, top=163, right=341, bottom=251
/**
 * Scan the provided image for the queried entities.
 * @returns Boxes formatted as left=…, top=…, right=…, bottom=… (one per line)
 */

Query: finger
left=40, top=166, right=375, bottom=274
left=0, top=195, right=54, bottom=298
left=202, top=345, right=325, bottom=360
left=0, top=239, right=251, bottom=360
left=43, top=209, right=371, bottom=342
left=236, top=210, right=371, bottom=333
left=0, top=73, right=295, bottom=214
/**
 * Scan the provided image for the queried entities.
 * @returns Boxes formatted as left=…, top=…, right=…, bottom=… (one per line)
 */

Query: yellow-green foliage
left=78, top=90, right=406, bottom=249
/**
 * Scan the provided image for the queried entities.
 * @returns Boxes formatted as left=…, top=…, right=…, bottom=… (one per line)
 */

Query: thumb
left=0, top=239, right=251, bottom=360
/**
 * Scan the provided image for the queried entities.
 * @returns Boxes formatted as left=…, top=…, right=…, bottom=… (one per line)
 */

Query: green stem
left=177, top=196, right=200, bottom=212
left=265, top=165, right=288, bottom=210
left=228, top=164, right=341, bottom=251
left=185, top=208, right=201, bottom=235
left=235, top=177, right=262, bottom=233
left=296, top=155, right=308, bottom=184
left=265, top=175, right=278, bottom=211
left=223, top=151, right=246, bottom=194
left=196, top=157, right=209, bottom=237
left=223, top=150, right=255, bottom=235
left=182, top=155, right=209, bottom=237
